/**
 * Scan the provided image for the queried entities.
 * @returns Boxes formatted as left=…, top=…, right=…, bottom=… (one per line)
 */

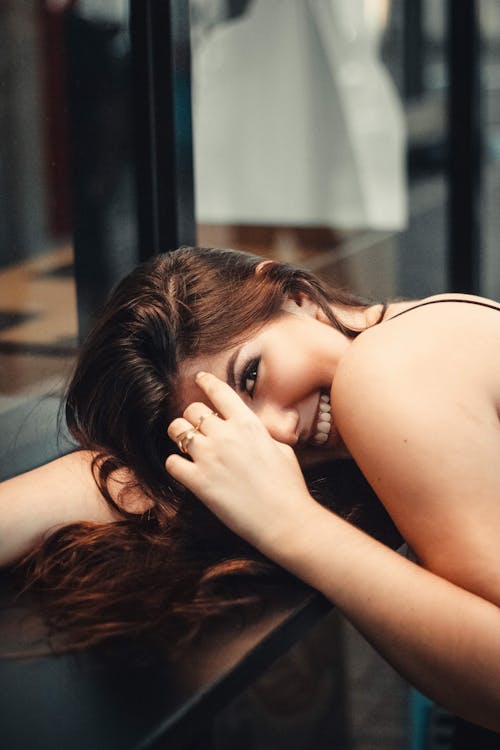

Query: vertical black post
left=446, top=0, right=481, bottom=293
left=66, top=8, right=140, bottom=339
left=403, top=0, right=424, bottom=100
left=130, top=0, right=196, bottom=260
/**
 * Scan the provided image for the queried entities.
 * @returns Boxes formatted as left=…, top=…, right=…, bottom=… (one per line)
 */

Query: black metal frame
left=446, top=0, right=482, bottom=294
left=130, top=0, right=196, bottom=260
left=403, top=0, right=424, bottom=100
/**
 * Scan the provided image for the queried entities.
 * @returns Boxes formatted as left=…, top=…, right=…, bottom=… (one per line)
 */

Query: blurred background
left=0, top=2, right=498, bottom=747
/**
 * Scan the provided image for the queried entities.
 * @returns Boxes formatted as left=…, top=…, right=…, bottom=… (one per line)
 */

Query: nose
left=256, top=404, right=299, bottom=446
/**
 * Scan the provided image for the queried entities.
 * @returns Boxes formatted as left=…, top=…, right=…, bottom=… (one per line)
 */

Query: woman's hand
left=166, top=372, right=317, bottom=554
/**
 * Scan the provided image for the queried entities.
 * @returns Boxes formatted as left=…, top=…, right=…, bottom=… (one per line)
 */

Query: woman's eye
left=241, top=358, right=260, bottom=397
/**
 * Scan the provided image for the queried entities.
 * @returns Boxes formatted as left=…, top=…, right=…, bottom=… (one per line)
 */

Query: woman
left=2, top=246, right=500, bottom=730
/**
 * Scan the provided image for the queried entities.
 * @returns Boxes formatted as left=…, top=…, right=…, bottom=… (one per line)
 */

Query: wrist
left=259, top=496, right=330, bottom=569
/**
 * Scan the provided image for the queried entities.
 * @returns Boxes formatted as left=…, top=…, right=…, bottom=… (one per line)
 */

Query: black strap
left=387, top=298, right=500, bottom=321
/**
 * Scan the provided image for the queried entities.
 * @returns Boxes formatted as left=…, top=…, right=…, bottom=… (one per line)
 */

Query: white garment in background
left=193, top=0, right=407, bottom=230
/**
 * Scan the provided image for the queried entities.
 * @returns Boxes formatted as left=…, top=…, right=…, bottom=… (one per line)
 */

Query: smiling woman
left=3, top=246, right=376, bottom=646
left=2, top=245, right=500, bottom=731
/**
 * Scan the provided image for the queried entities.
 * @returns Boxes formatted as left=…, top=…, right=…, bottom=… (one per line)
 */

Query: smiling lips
left=311, top=393, right=332, bottom=445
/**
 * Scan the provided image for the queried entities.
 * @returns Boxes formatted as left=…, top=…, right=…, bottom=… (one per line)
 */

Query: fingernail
left=195, top=371, right=207, bottom=380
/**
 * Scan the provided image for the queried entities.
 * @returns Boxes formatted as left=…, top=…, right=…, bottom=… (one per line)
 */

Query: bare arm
left=273, top=502, right=500, bottom=731
left=324, top=303, right=500, bottom=727
left=0, top=452, right=118, bottom=568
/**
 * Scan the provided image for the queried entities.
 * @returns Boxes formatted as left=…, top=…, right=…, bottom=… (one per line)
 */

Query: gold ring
left=194, top=411, right=219, bottom=430
left=176, top=428, right=198, bottom=454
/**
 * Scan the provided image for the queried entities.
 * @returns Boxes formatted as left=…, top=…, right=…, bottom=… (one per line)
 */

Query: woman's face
left=179, top=299, right=353, bottom=463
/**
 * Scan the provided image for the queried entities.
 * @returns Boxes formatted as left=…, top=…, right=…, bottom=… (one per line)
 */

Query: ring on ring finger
left=176, top=427, right=198, bottom=454
left=194, top=410, right=219, bottom=431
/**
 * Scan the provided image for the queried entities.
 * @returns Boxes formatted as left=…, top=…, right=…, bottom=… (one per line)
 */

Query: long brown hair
left=18, top=246, right=393, bottom=654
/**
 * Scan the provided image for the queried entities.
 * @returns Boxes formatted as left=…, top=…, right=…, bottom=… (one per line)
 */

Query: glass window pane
left=191, top=1, right=449, bottom=306
left=0, top=3, right=76, bottom=478
left=481, top=0, right=500, bottom=299
left=0, top=0, right=136, bottom=479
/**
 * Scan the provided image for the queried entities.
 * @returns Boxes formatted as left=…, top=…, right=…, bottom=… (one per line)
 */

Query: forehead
left=177, top=348, right=234, bottom=411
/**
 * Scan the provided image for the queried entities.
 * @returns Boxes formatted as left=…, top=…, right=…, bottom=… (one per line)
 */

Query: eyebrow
left=226, top=347, right=241, bottom=390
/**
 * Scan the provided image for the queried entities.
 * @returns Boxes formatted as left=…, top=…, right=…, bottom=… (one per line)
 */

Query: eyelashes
left=239, top=356, right=260, bottom=398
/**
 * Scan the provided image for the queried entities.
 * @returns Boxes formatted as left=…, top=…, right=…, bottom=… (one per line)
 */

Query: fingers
left=168, top=417, right=203, bottom=453
left=182, top=402, right=220, bottom=434
left=165, top=452, right=198, bottom=486
left=166, top=371, right=256, bottom=465
left=194, top=371, right=255, bottom=419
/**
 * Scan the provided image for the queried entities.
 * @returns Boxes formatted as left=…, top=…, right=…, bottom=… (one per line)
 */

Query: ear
left=281, top=292, right=320, bottom=318
left=255, top=259, right=273, bottom=275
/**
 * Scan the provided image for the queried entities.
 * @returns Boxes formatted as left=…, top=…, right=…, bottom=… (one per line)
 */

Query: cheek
left=284, top=350, right=321, bottom=391
left=273, top=347, right=312, bottom=381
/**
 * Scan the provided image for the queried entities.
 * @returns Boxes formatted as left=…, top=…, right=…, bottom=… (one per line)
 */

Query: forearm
left=270, top=502, right=500, bottom=731
left=0, top=451, right=117, bottom=568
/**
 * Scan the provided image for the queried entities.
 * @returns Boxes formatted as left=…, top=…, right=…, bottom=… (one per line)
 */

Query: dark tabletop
left=0, top=461, right=401, bottom=750
left=0, top=574, right=331, bottom=750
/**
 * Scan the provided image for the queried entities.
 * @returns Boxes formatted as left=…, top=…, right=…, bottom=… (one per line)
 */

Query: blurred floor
left=0, top=245, right=77, bottom=478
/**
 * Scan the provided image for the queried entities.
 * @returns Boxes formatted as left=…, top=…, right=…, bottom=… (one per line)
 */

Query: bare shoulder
left=331, top=294, right=500, bottom=603
left=332, top=291, right=500, bottom=446
left=335, top=292, right=500, bottom=405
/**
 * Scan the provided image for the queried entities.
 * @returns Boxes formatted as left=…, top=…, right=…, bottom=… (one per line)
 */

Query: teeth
left=313, top=433, right=328, bottom=445
left=312, top=392, right=332, bottom=445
